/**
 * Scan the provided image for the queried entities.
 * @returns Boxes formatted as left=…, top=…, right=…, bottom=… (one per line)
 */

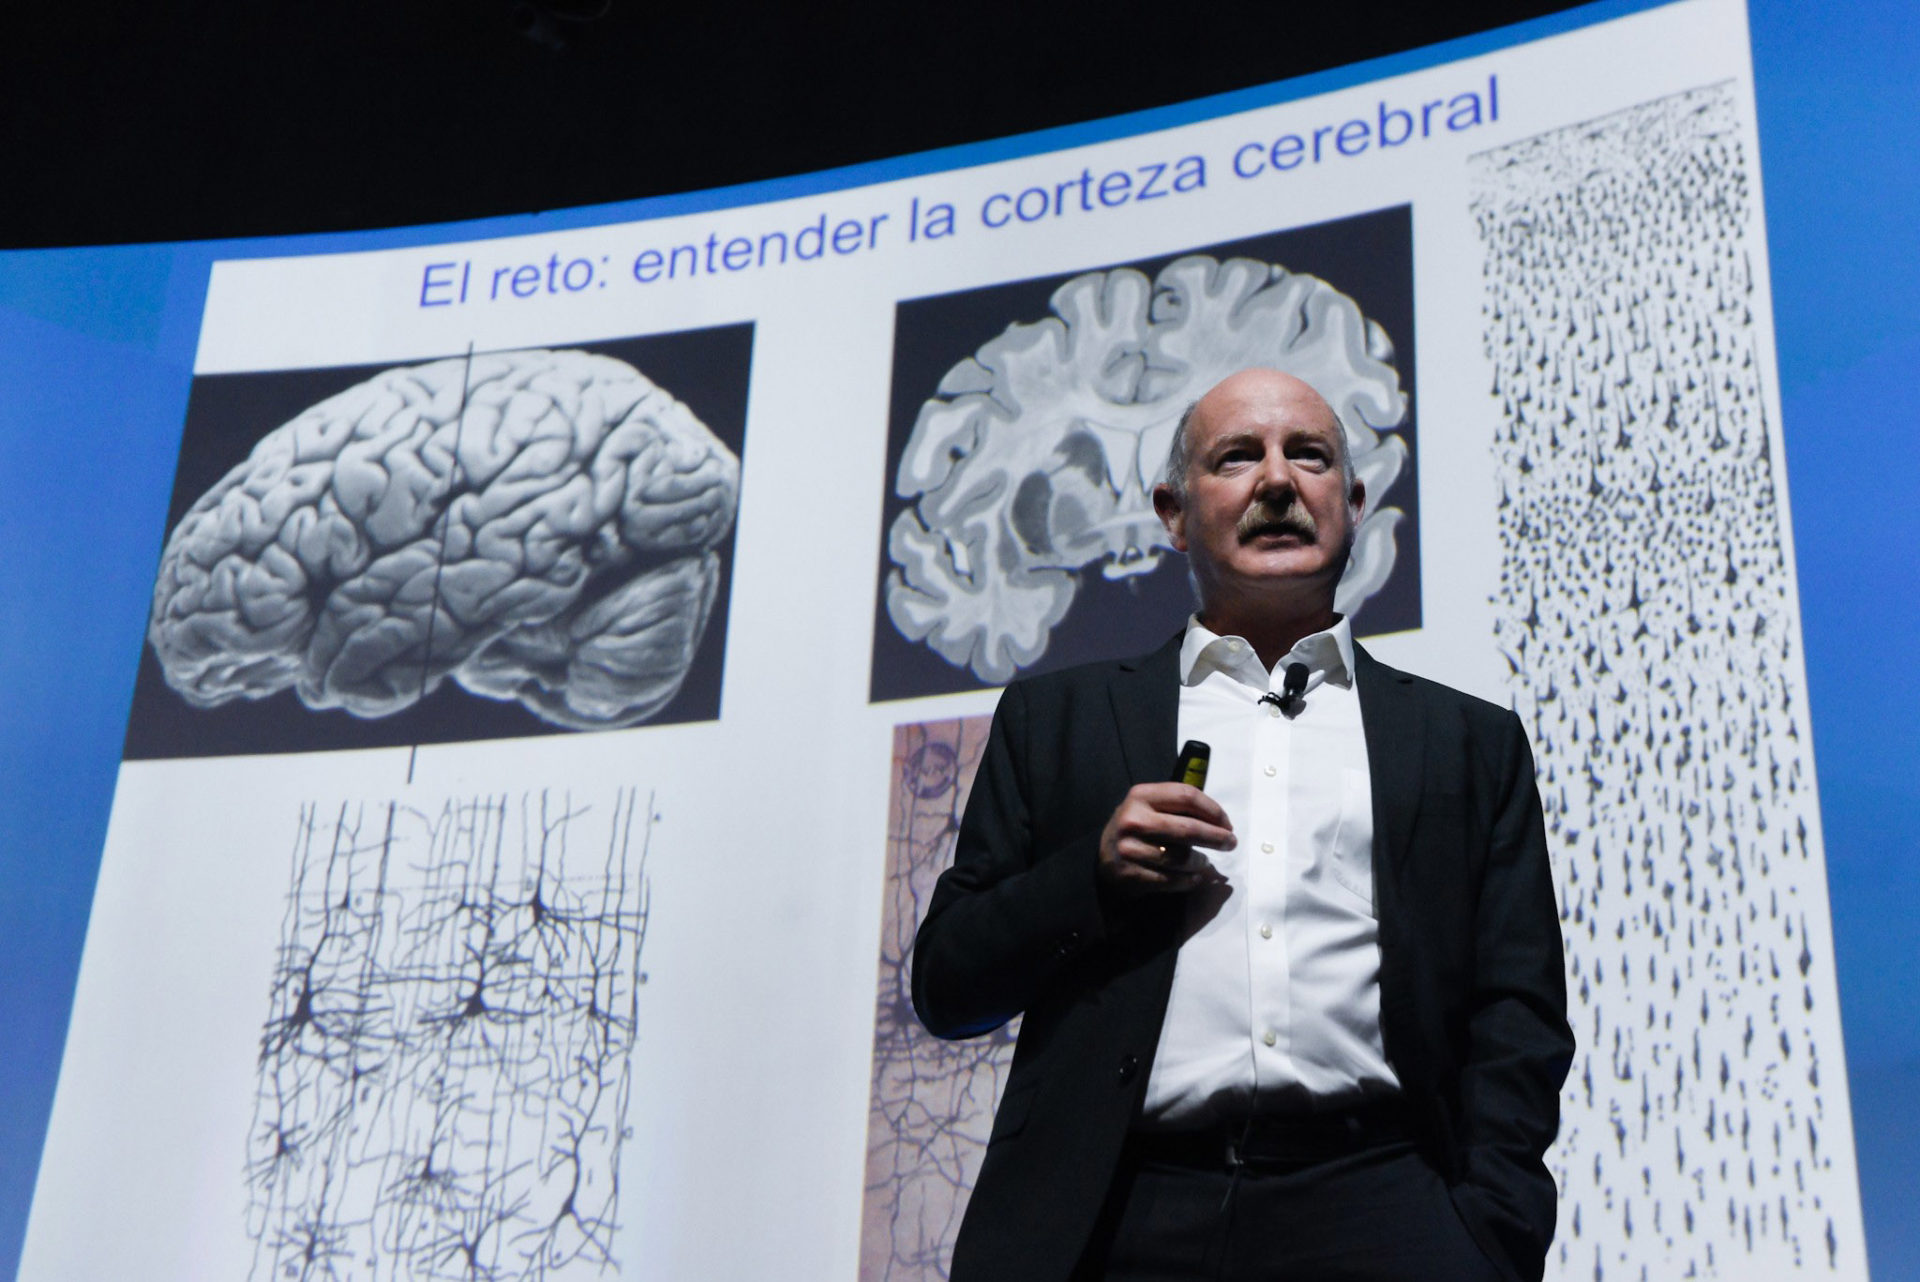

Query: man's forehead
left=1201, top=425, right=1333, bottom=452
left=1191, top=372, right=1339, bottom=441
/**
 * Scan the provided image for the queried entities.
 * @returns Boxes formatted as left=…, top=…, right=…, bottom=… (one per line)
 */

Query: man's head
left=1152, top=368, right=1365, bottom=618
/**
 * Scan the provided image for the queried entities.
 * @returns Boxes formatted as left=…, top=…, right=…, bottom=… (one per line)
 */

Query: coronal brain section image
left=148, top=348, right=739, bottom=735
left=861, top=717, right=1014, bottom=1282
left=886, top=255, right=1408, bottom=685
left=248, top=788, right=653, bottom=1282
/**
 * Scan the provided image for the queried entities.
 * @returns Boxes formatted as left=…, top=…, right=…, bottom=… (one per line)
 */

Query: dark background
left=872, top=206, right=1417, bottom=702
left=0, top=3, right=1588, bottom=250
left=123, top=324, right=753, bottom=758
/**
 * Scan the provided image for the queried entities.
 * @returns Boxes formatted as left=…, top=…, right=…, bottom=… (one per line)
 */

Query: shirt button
left=1263, top=764, right=1277, bottom=777
left=1263, top=1030, right=1278, bottom=1047
left=1268, top=705, right=1283, bottom=718
left=1261, top=842, right=1274, bottom=854
left=1259, top=923, right=1273, bottom=940
left=1228, top=639, right=1243, bottom=652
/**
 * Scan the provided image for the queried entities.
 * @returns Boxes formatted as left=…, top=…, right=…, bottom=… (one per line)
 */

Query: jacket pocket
left=987, top=1076, right=1040, bottom=1144
left=1329, top=767, right=1375, bottom=911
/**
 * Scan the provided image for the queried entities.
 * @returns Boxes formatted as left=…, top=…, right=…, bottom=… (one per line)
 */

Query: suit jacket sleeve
left=1451, top=709, right=1575, bottom=1281
left=911, top=679, right=1112, bottom=1038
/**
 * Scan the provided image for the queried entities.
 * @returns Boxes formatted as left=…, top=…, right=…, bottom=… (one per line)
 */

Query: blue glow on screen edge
left=2, top=0, right=1915, bottom=1274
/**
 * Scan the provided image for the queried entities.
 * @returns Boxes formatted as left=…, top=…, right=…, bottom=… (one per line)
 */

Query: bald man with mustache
left=914, top=369, right=1573, bottom=1281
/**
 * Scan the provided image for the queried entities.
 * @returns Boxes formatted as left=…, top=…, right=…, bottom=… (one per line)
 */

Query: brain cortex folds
left=148, top=348, right=740, bottom=736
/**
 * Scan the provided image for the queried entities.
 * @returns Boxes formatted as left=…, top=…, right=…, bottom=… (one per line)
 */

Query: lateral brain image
left=128, top=328, right=752, bottom=758
left=870, top=210, right=1419, bottom=702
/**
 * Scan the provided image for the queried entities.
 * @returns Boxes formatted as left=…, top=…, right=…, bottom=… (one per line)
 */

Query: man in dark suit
left=912, top=368, right=1572, bottom=1281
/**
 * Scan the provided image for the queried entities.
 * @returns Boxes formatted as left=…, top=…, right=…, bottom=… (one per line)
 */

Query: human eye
left=1290, top=438, right=1334, bottom=470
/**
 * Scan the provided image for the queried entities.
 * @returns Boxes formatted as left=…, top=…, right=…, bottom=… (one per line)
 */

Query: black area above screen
left=0, top=4, right=1593, bottom=248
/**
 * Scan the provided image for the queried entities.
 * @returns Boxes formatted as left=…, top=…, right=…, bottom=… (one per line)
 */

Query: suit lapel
left=1354, top=643, right=1426, bottom=1077
left=1355, top=643, right=1425, bottom=897
left=1100, top=632, right=1188, bottom=1025
left=1108, top=631, right=1184, bottom=786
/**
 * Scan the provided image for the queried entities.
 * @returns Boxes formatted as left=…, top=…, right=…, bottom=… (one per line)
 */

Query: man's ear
left=1348, top=477, right=1366, bottom=524
left=1152, top=484, right=1187, bottom=551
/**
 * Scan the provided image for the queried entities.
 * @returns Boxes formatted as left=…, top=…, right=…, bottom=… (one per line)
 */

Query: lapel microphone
left=1258, top=662, right=1311, bottom=716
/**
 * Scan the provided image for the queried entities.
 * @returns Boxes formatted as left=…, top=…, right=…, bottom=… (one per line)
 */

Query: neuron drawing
left=861, top=718, right=1012, bottom=1281
left=246, top=788, right=652, bottom=1281
left=1473, top=83, right=1858, bottom=1277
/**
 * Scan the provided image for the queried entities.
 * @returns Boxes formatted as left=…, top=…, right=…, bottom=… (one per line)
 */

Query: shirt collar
left=1178, top=614, right=1356, bottom=692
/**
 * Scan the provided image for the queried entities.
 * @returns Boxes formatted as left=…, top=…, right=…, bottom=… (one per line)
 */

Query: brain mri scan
left=886, top=255, right=1410, bottom=684
left=148, top=349, right=740, bottom=731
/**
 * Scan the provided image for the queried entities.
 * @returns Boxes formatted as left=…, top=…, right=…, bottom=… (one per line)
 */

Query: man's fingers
left=1117, top=836, right=1219, bottom=876
left=1098, top=783, right=1233, bottom=897
left=1135, top=781, right=1232, bottom=826
left=1121, top=812, right=1236, bottom=851
left=1099, top=842, right=1219, bottom=897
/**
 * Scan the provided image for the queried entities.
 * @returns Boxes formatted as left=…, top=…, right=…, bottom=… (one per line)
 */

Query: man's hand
left=1097, top=783, right=1235, bottom=896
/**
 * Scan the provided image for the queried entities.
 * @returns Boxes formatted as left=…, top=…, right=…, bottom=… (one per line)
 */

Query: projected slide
left=11, top=2, right=1871, bottom=1280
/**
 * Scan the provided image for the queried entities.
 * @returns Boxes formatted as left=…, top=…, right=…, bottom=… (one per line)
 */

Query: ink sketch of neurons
left=247, top=788, right=653, bottom=1282
left=135, top=340, right=746, bottom=756
left=885, top=255, right=1409, bottom=686
left=861, top=717, right=1013, bottom=1282
left=1473, top=85, right=1864, bottom=1278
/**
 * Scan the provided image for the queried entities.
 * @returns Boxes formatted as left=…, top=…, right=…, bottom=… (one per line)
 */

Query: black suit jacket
left=912, top=634, right=1573, bottom=1282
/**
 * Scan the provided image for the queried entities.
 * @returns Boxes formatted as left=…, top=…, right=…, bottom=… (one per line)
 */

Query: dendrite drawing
left=886, top=256, right=1409, bottom=684
left=150, top=349, right=739, bottom=731
left=247, top=788, right=653, bottom=1281
left=1474, top=85, right=1859, bottom=1276
left=861, top=717, right=1013, bottom=1281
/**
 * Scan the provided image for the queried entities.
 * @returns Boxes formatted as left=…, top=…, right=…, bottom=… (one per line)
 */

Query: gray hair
left=1159, top=398, right=1357, bottom=505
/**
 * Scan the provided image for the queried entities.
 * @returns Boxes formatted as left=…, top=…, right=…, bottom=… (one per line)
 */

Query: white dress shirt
left=1139, top=615, right=1401, bottom=1128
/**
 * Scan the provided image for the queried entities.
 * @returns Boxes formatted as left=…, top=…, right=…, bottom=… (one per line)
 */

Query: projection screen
left=2, top=0, right=1889, bottom=1277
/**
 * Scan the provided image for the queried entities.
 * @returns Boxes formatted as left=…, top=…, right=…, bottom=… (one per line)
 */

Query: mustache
left=1236, top=496, right=1317, bottom=542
